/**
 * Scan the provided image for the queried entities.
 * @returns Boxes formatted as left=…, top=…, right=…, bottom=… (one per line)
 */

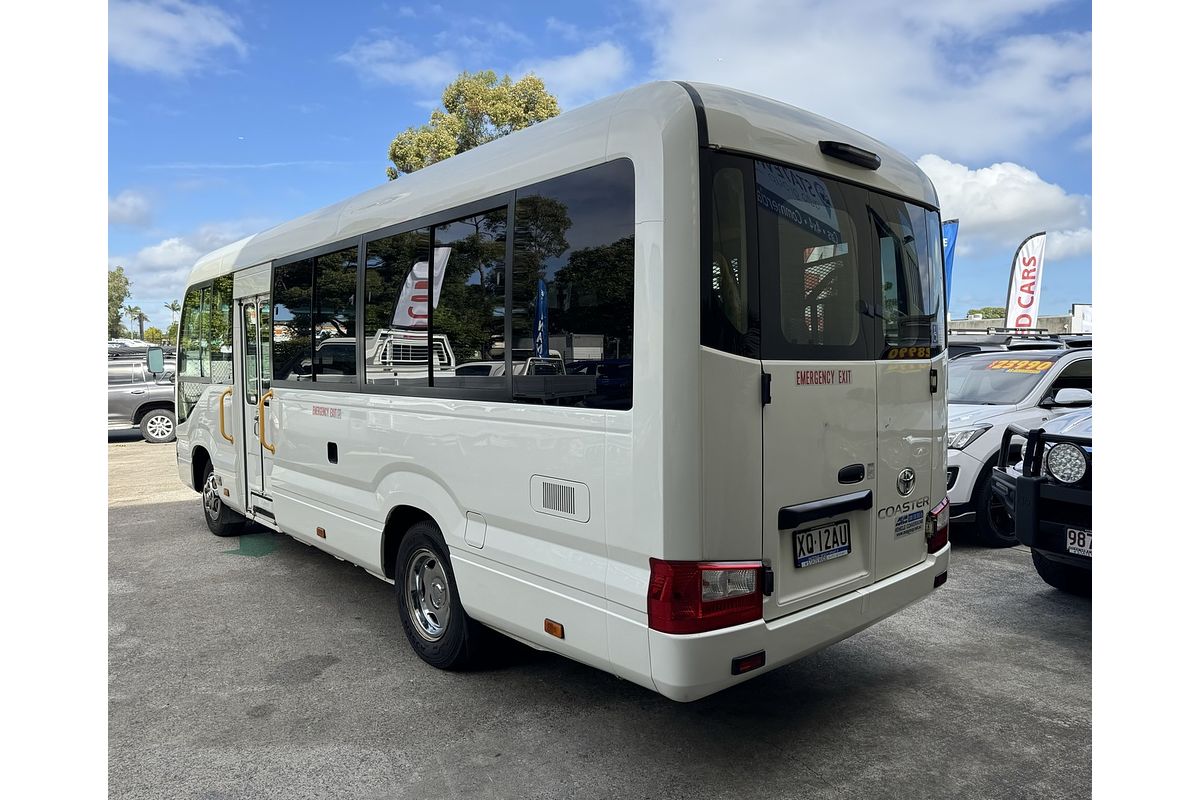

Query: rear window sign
left=986, top=359, right=1053, bottom=374
left=885, top=346, right=931, bottom=359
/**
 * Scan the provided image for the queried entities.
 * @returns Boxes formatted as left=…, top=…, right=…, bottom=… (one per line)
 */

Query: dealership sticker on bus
left=893, top=510, right=924, bottom=538
left=986, top=359, right=1053, bottom=374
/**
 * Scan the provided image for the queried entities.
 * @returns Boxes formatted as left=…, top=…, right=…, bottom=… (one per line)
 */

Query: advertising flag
left=1003, top=232, right=1047, bottom=329
left=393, top=246, right=451, bottom=328
left=941, top=219, right=959, bottom=300
left=534, top=279, right=549, bottom=358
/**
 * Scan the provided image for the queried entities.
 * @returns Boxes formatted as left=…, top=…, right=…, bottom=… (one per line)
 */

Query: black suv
left=991, top=410, right=1092, bottom=596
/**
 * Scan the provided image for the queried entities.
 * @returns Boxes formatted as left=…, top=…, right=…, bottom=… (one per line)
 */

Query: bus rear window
left=755, top=161, right=873, bottom=361
left=870, top=198, right=945, bottom=356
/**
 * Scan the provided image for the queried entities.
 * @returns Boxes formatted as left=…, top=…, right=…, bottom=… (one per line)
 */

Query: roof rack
left=985, top=327, right=1056, bottom=336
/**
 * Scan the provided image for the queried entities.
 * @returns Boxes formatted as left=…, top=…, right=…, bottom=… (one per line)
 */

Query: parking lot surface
left=109, top=435, right=1091, bottom=799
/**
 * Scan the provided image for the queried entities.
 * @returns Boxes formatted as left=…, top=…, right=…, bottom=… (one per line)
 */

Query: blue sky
left=108, top=0, right=1092, bottom=331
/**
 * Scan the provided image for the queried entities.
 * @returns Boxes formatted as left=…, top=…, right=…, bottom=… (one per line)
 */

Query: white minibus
left=174, top=81, right=949, bottom=701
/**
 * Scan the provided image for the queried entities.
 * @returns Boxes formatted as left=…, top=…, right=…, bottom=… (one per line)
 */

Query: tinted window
left=314, top=246, right=359, bottom=382
left=703, top=160, right=755, bottom=356
left=179, top=286, right=203, bottom=377
left=756, top=161, right=872, bottom=360
left=273, top=259, right=314, bottom=381
left=512, top=159, right=635, bottom=409
left=432, top=209, right=507, bottom=388
left=871, top=197, right=944, bottom=356
left=364, top=228, right=434, bottom=387
left=208, top=275, right=234, bottom=383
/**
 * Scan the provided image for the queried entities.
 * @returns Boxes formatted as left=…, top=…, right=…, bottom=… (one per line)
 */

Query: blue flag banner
left=941, top=219, right=959, bottom=301
left=534, top=279, right=549, bottom=358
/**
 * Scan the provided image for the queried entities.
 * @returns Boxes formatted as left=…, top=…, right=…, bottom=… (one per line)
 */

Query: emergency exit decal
left=796, top=369, right=852, bottom=385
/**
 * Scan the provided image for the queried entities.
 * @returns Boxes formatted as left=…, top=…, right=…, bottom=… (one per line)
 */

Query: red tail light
left=647, top=559, right=763, bottom=634
left=926, top=497, right=950, bottom=553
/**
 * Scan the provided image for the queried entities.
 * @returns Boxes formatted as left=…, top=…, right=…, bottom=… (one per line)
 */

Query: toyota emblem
left=897, top=468, right=916, bottom=497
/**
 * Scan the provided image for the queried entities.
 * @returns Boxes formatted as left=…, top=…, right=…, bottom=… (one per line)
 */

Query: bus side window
left=511, top=159, right=635, bottom=410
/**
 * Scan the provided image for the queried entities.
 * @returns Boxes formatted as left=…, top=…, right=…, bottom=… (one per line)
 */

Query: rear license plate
left=794, top=520, right=851, bottom=568
left=1066, top=528, right=1092, bottom=557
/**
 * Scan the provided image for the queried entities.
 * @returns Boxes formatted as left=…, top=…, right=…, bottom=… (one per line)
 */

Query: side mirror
left=146, top=346, right=165, bottom=375
left=1047, top=387, right=1091, bottom=407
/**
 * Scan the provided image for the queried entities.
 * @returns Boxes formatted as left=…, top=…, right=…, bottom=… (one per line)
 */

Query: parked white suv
left=946, top=349, right=1091, bottom=546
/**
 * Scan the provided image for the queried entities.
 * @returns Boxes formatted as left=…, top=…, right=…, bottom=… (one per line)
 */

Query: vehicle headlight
left=1045, top=442, right=1088, bottom=484
left=947, top=424, right=992, bottom=450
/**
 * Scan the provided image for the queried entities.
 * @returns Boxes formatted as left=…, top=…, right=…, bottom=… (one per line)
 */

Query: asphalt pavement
left=109, top=434, right=1091, bottom=800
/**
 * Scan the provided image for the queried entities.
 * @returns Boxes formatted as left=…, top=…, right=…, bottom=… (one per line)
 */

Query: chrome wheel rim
left=405, top=547, right=451, bottom=642
left=202, top=472, right=221, bottom=520
left=146, top=414, right=173, bottom=440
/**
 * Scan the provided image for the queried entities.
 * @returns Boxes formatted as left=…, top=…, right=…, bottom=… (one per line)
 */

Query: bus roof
left=184, top=81, right=937, bottom=287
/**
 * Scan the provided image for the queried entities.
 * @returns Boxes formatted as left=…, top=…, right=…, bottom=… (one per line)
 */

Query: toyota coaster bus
left=173, top=81, right=950, bottom=701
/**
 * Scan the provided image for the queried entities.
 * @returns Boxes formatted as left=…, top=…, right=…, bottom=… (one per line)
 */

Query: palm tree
left=124, top=305, right=145, bottom=341
left=165, top=299, right=181, bottom=327
left=122, top=305, right=138, bottom=339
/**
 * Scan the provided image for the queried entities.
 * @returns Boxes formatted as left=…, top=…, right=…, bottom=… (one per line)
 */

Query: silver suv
left=108, top=358, right=177, bottom=443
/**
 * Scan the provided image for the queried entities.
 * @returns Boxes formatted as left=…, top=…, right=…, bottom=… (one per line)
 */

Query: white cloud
left=109, top=190, right=152, bottom=226
left=1047, top=227, right=1092, bottom=260
left=110, top=219, right=269, bottom=328
left=642, top=0, right=1090, bottom=162
left=546, top=17, right=581, bottom=42
left=109, top=0, right=246, bottom=78
left=518, top=42, right=632, bottom=108
left=917, top=154, right=1090, bottom=255
left=335, top=36, right=459, bottom=90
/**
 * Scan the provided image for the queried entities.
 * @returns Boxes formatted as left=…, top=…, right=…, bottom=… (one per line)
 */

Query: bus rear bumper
left=647, top=544, right=950, bottom=702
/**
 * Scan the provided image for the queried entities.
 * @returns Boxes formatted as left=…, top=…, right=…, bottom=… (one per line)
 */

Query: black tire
left=1032, top=550, right=1091, bottom=597
left=140, top=409, right=176, bottom=443
left=201, top=461, right=245, bottom=537
left=972, top=460, right=1017, bottom=547
left=395, top=521, right=486, bottom=670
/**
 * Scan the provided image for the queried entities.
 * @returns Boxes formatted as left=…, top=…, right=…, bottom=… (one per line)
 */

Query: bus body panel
left=699, top=347, right=763, bottom=561
left=762, top=360, right=878, bottom=619
left=648, top=545, right=950, bottom=702
left=873, top=361, right=939, bottom=580
left=606, top=86, right=702, bottom=570
left=696, top=83, right=938, bottom=208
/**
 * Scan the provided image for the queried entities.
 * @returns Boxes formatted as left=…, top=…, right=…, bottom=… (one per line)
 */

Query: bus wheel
left=396, top=521, right=482, bottom=670
left=202, top=462, right=244, bottom=537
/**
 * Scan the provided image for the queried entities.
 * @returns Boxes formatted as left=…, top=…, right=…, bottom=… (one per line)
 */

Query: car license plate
left=794, top=520, right=851, bottom=568
left=1066, top=528, right=1092, bottom=557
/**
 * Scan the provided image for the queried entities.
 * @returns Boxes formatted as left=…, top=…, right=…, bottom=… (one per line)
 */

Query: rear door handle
left=129, top=389, right=146, bottom=395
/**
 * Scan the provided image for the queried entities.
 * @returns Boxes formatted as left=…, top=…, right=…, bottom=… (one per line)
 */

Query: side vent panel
left=530, top=475, right=591, bottom=523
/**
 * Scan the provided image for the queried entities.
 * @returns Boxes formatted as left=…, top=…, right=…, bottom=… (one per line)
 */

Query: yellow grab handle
left=258, top=389, right=276, bottom=454
left=218, top=387, right=234, bottom=444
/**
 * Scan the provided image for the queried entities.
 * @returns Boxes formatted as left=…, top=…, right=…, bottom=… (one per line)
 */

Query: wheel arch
left=133, top=401, right=175, bottom=425
left=190, top=445, right=211, bottom=492
left=381, top=505, right=437, bottom=580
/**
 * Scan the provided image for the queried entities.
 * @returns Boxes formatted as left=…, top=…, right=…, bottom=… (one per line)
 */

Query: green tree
left=143, top=326, right=166, bottom=344
left=123, top=305, right=140, bottom=339
left=164, top=299, right=181, bottom=328
left=386, top=71, right=560, bottom=179
left=108, top=266, right=131, bottom=338
left=967, top=306, right=1006, bottom=319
